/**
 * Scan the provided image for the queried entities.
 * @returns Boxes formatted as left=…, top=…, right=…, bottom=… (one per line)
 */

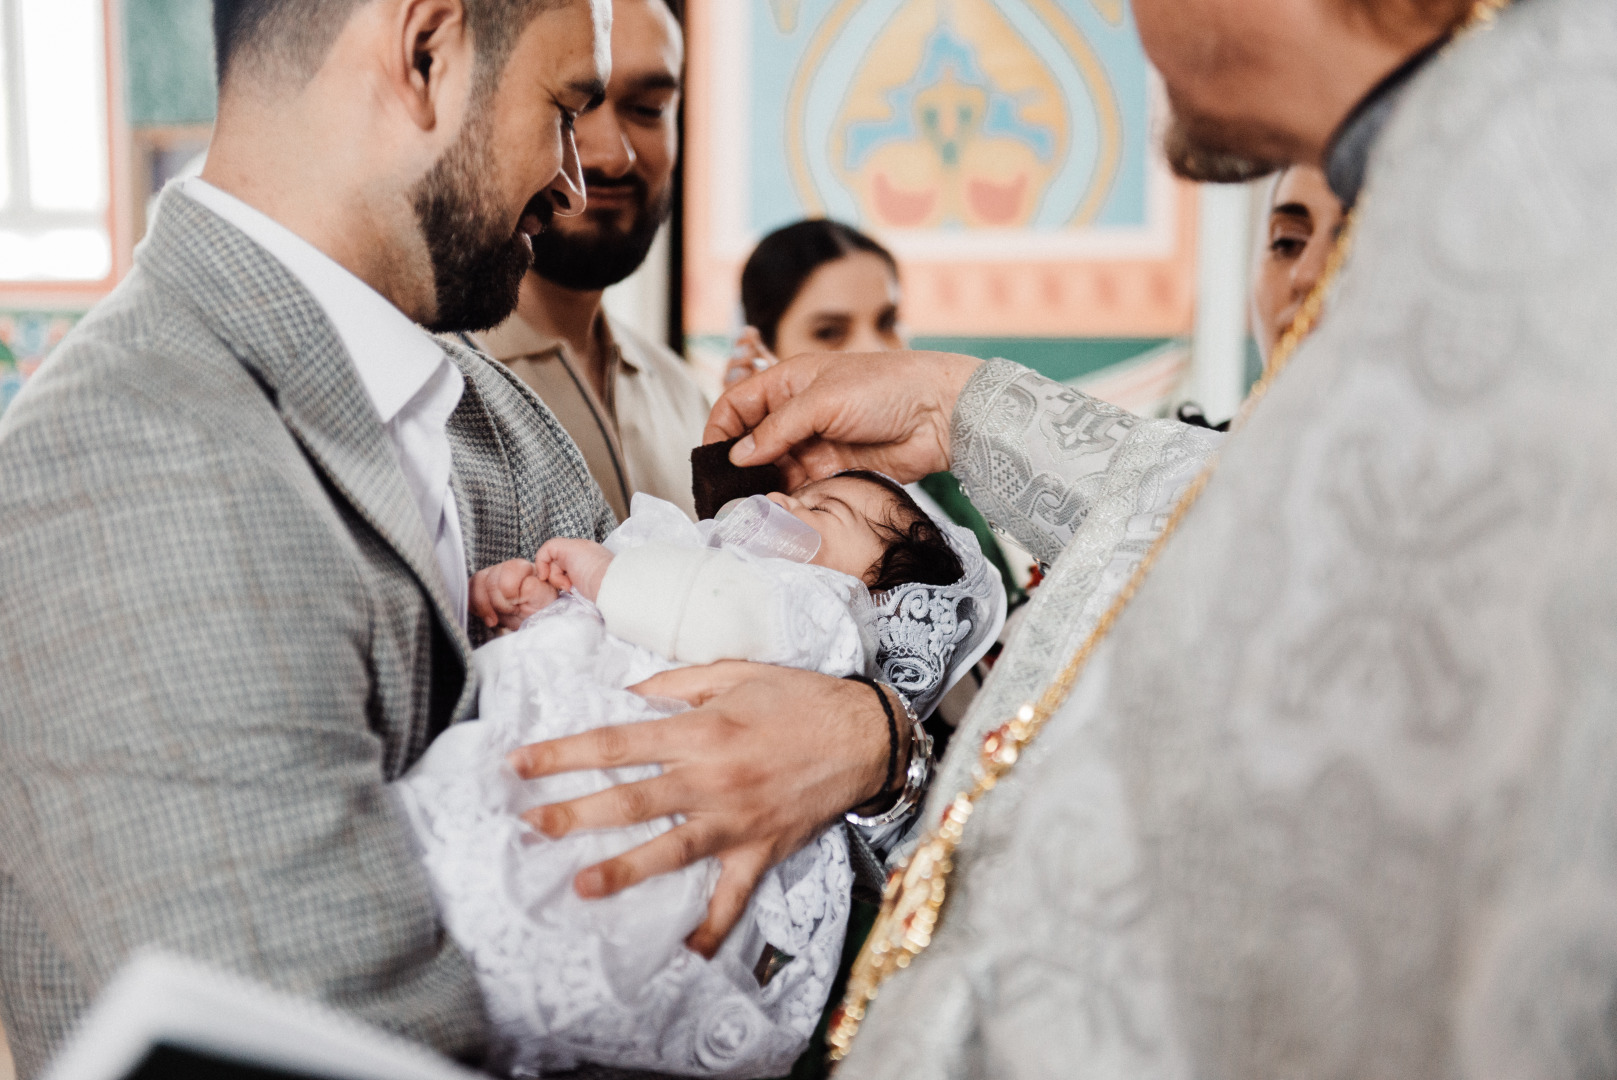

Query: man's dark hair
left=836, top=470, right=964, bottom=593
left=740, top=219, right=899, bottom=352
left=212, top=0, right=560, bottom=89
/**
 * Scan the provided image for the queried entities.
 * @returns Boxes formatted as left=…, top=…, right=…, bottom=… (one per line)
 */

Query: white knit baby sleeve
left=596, top=543, right=779, bottom=665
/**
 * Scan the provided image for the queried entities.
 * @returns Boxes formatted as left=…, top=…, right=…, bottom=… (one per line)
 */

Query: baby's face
left=766, top=476, right=898, bottom=583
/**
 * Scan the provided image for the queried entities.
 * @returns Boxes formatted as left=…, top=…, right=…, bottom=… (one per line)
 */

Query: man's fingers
left=704, top=359, right=821, bottom=456
left=521, top=774, right=685, bottom=838
left=704, top=368, right=774, bottom=445
left=790, top=439, right=862, bottom=484
left=573, top=822, right=720, bottom=900
left=728, top=393, right=824, bottom=468
left=508, top=716, right=681, bottom=778
left=686, top=848, right=771, bottom=958
left=629, top=660, right=755, bottom=706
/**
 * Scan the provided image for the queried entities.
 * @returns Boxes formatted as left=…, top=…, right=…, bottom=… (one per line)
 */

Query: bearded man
left=475, top=0, right=707, bottom=522
left=0, top=0, right=907, bottom=1074
left=0, top=3, right=610, bottom=1070
left=682, top=0, right=1617, bottom=1073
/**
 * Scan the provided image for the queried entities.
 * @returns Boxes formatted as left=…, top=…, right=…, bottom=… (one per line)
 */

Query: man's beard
left=528, top=170, right=672, bottom=292
left=1162, top=108, right=1287, bottom=184
left=410, top=108, right=548, bottom=334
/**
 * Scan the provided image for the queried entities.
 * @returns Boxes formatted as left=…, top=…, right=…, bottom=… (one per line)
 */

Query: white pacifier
left=708, top=494, right=822, bottom=563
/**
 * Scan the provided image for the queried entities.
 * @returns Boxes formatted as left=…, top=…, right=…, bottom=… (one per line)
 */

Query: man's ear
left=392, top=0, right=470, bottom=132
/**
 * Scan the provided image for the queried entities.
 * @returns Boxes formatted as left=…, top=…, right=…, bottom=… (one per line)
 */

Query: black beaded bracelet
left=846, top=674, right=900, bottom=796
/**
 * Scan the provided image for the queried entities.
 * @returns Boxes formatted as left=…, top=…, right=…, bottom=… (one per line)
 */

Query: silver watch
left=846, top=686, right=933, bottom=829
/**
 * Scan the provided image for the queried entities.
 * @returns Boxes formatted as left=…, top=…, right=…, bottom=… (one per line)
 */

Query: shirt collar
left=178, top=178, right=450, bottom=426
left=477, top=308, right=637, bottom=374
left=1323, top=34, right=1450, bottom=211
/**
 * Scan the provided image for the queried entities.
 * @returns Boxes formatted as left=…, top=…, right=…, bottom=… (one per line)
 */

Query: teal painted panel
left=746, top=0, right=1156, bottom=234
left=0, top=311, right=88, bottom=417
left=125, top=0, right=216, bottom=126
left=908, top=337, right=1173, bottom=383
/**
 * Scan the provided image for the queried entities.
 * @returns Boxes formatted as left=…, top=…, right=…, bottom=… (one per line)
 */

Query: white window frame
left=0, top=0, right=130, bottom=305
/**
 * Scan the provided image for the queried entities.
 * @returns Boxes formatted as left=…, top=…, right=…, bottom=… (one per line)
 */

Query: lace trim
left=864, top=513, right=1007, bottom=720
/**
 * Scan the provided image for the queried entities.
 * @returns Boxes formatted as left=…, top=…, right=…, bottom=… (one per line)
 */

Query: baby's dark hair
left=836, top=470, right=964, bottom=592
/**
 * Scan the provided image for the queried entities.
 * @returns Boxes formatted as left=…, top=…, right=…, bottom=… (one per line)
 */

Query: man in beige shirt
left=477, top=0, right=706, bottom=522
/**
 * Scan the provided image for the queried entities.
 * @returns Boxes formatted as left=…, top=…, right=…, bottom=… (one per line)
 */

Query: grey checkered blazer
left=0, top=189, right=615, bottom=1077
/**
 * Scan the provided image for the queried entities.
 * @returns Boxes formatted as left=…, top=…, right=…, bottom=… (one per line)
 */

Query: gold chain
left=827, top=0, right=1513, bottom=1048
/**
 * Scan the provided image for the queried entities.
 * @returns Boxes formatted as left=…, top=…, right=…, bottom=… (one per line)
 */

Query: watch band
left=846, top=686, right=933, bottom=829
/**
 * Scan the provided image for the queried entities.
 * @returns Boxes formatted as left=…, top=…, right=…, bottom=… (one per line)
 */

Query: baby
left=394, top=472, right=1003, bottom=1079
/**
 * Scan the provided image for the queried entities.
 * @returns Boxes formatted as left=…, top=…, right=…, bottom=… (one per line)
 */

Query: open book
left=44, top=950, right=480, bottom=1080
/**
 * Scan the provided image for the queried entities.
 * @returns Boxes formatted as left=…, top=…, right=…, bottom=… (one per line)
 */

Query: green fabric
left=918, top=471, right=1025, bottom=606
left=125, top=0, right=217, bottom=126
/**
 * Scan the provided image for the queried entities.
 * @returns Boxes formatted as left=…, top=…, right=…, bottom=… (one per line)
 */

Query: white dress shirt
left=180, top=178, right=469, bottom=628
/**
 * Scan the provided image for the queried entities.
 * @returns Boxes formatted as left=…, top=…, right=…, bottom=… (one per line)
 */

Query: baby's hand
left=534, top=537, right=615, bottom=604
left=469, top=559, right=559, bottom=631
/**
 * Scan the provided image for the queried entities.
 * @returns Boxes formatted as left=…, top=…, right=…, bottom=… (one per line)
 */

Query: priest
left=694, top=0, right=1617, bottom=1072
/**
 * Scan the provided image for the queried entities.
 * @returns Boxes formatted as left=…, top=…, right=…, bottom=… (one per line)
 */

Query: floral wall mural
left=685, top=0, right=1198, bottom=411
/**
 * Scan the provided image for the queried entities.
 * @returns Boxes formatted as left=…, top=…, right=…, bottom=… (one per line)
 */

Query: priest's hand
left=704, top=350, right=985, bottom=489
left=506, top=662, right=899, bottom=958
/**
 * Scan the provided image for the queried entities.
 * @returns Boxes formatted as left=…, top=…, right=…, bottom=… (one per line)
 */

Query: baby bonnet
left=862, top=511, right=1007, bottom=719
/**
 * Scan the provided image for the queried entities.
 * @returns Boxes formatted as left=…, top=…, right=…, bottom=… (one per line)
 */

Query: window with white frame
left=0, top=0, right=110, bottom=282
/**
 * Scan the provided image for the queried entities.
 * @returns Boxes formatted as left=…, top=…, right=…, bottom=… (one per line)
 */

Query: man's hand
left=534, top=537, right=615, bottom=603
left=506, top=663, right=898, bottom=957
left=704, top=350, right=984, bottom=489
left=470, top=559, right=559, bottom=631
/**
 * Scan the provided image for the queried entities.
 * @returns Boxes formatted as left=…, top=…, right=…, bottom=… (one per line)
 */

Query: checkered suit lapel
left=138, top=189, right=475, bottom=678
left=442, top=338, right=521, bottom=576
left=439, top=333, right=620, bottom=648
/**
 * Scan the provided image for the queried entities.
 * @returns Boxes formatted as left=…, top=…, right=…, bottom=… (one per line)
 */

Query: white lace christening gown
left=393, top=495, right=865, bottom=1079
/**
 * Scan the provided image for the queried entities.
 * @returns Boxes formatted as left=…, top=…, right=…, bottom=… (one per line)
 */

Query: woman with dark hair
left=728, top=219, right=1028, bottom=626
left=733, top=219, right=904, bottom=365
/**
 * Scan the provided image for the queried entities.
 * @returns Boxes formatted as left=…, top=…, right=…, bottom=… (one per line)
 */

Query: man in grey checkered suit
left=0, top=0, right=611, bottom=1073
left=0, top=0, right=905, bottom=1074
